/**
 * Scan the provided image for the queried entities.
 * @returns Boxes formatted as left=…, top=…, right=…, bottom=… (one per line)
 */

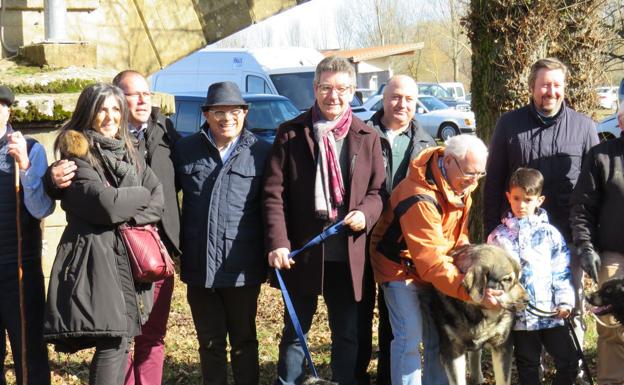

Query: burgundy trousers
left=124, top=275, right=175, bottom=385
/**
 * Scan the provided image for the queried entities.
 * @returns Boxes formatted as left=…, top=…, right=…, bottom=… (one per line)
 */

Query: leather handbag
left=119, top=223, right=174, bottom=283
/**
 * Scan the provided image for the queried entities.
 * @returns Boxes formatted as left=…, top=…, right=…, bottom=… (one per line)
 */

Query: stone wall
left=2, top=0, right=302, bottom=75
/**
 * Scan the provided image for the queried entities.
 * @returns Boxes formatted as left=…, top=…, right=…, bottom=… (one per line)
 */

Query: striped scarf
left=312, top=104, right=352, bottom=220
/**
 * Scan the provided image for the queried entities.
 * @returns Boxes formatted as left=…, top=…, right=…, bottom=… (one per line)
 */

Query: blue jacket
left=483, top=102, right=598, bottom=241
left=487, top=209, right=575, bottom=331
left=175, top=125, right=271, bottom=288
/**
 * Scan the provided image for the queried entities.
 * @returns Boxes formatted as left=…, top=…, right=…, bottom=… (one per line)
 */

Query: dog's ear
left=464, top=265, right=487, bottom=303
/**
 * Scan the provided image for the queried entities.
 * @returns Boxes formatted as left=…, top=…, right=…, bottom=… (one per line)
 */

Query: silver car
left=356, top=94, right=476, bottom=140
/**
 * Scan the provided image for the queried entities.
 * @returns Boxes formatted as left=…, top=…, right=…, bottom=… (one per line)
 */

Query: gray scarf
left=85, top=130, right=137, bottom=184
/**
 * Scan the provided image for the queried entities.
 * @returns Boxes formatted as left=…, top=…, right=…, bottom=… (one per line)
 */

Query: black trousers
left=187, top=284, right=261, bottom=385
left=512, top=326, right=578, bottom=385
left=275, top=262, right=359, bottom=385
left=0, top=259, right=50, bottom=385
left=89, top=337, right=128, bottom=385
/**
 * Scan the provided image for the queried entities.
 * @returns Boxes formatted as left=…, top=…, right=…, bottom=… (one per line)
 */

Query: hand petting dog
left=480, top=289, right=503, bottom=310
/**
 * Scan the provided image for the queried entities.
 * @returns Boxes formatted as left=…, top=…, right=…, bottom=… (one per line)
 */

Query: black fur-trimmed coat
left=43, top=131, right=164, bottom=352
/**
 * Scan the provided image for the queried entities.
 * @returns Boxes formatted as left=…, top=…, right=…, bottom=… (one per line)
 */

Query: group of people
left=0, top=53, right=622, bottom=385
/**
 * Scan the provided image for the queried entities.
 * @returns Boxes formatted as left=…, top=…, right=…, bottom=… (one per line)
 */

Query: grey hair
left=444, top=134, right=488, bottom=160
left=314, top=56, right=356, bottom=86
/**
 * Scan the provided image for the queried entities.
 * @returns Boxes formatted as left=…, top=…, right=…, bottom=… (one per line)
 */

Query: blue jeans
left=382, top=281, right=448, bottom=385
left=275, top=262, right=358, bottom=385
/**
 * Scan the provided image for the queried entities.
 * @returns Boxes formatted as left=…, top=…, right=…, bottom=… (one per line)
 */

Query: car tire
left=438, top=123, right=460, bottom=140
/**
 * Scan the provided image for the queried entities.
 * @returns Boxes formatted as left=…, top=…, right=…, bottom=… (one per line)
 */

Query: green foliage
left=11, top=78, right=96, bottom=94
left=10, top=101, right=71, bottom=124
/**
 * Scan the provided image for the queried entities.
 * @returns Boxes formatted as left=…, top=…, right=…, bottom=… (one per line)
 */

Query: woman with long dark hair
left=44, top=83, right=164, bottom=385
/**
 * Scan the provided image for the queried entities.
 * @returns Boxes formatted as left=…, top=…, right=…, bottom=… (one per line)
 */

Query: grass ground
left=1, top=272, right=600, bottom=384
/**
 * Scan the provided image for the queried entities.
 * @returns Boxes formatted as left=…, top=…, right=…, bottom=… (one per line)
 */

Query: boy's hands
left=554, top=306, right=571, bottom=319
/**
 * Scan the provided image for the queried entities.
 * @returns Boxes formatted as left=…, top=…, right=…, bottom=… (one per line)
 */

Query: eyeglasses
left=208, top=108, right=245, bottom=120
left=451, top=156, right=486, bottom=180
left=317, top=84, right=353, bottom=96
left=124, top=92, right=152, bottom=99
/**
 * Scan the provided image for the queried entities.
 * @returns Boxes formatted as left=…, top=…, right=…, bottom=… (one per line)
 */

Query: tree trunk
left=465, top=0, right=605, bottom=242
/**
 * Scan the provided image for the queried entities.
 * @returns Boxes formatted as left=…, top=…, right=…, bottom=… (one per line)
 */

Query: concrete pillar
left=44, top=0, right=68, bottom=42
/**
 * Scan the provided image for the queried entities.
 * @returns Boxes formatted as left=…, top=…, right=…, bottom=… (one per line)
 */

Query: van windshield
left=270, top=72, right=315, bottom=111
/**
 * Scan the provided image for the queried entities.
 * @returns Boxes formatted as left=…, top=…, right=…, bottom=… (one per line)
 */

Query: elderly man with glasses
left=263, top=56, right=385, bottom=385
left=370, top=134, right=500, bottom=385
left=175, top=81, right=272, bottom=385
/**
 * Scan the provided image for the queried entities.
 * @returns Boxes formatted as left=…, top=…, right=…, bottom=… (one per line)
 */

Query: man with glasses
left=47, top=70, right=181, bottom=385
left=484, top=58, right=598, bottom=384
left=263, top=56, right=385, bottom=385
left=175, top=81, right=271, bottom=385
left=370, top=134, right=499, bottom=385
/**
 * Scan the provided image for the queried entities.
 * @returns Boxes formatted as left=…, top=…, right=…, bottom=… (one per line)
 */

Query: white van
left=150, top=47, right=324, bottom=111
left=439, top=82, right=467, bottom=102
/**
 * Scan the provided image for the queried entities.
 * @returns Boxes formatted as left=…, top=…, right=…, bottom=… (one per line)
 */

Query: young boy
left=487, top=167, right=577, bottom=385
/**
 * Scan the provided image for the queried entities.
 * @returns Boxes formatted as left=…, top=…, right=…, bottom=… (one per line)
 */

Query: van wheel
left=438, top=123, right=459, bottom=140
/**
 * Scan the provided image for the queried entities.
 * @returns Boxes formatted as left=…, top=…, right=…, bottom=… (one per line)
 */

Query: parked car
left=353, top=94, right=475, bottom=140
left=171, top=93, right=301, bottom=142
left=415, top=95, right=476, bottom=139
left=440, top=82, right=467, bottom=102
left=416, top=82, right=471, bottom=111
left=596, top=86, right=618, bottom=110
left=355, top=88, right=377, bottom=102
left=353, top=94, right=382, bottom=121
left=350, top=93, right=369, bottom=119
left=150, top=47, right=324, bottom=111
left=595, top=114, right=621, bottom=142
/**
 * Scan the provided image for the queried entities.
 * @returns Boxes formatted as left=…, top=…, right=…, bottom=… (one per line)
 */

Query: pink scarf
left=312, top=104, right=352, bottom=220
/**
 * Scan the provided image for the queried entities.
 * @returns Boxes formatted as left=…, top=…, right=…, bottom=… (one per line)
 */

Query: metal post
left=44, top=0, right=68, bottom=42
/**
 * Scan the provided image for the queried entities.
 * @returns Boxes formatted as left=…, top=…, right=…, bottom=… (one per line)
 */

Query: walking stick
left=14, top=159, right=28, bottom=385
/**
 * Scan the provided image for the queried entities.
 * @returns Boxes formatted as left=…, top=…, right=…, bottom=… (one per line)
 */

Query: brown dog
left=429, top=244, right=528, bottom=385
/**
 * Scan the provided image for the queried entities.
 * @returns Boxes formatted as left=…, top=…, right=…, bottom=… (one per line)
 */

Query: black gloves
left=577, top=244, right=601, bottom=284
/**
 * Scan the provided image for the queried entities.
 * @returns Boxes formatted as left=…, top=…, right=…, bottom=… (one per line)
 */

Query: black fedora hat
left=0, top=86, right=15, bottom=106
left=201, top=81, right=248, bottom=111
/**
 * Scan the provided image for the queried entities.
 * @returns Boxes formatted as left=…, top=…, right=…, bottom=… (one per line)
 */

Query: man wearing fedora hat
left=0, top=85, right=53, bottom=384
left=175, top=81, right=272, bottom=385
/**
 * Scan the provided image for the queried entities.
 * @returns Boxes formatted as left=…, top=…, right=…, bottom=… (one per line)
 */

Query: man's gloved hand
left=578, top=244, right=601, bottom=284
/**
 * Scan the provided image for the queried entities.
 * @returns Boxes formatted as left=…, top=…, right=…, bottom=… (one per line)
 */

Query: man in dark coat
left=358, top=75, right=437, bottom=385
left=263, top=56, right=385, bottom=385
left=175, top=81, right=271, bottom=385
left=483, top=57, right=598, bottom=382
left=47, top=71, right=181, bottom=385
left=570, top=103, right=624, bottom=384
left=0, top=85, right=53, bottom=385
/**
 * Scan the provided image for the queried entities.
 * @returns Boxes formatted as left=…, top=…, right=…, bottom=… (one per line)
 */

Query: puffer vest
left=0, top=134, right=42, bottom=264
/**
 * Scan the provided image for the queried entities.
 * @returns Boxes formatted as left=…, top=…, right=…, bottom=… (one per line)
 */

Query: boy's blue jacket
left=488, top=208, right=575, bottom=331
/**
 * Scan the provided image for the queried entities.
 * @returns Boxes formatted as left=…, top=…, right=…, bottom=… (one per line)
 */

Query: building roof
left=322, top=43, right=424, bottom=63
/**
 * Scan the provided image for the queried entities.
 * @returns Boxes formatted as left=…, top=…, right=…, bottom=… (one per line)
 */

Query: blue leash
left=275, top=220, right=347, bottom=378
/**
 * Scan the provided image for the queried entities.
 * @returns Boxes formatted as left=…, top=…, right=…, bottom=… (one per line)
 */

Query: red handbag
left=119, top=223, right=174, bottom=283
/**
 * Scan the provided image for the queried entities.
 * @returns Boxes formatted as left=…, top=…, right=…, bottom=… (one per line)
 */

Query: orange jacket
left=370, top=146, right=472, bottom=301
